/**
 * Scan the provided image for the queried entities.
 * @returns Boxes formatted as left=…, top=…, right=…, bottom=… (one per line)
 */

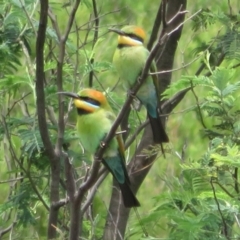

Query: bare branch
left=64, top=153, right=76, bottom=202
left=36, top=0, right=60, bottom=238
left=62, top=0, right=82, bottom=43
left=0, top=177, right=24, bottom=183
left=147, top=2, right=162, bottom=50
left=88, top=0, right=99, bottom=87
left=48, top=9, right=62, bottom=41
left=81, top=169, right=108, bottom=213
left=125, top=121, right=148, bottom=149
left=166, top=9, right=200, bottom=37
left=150, top=54, right=202, bottom=76
left=36, top=0, right=55, bottom=160
left=46, top=106, right=58, bottom=126
left=6, top=92, right=32, bottom=116
left=0, top=221, right=16, bottom=238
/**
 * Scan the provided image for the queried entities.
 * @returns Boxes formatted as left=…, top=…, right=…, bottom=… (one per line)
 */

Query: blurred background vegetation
left=1, top=0, right=240, bottom=239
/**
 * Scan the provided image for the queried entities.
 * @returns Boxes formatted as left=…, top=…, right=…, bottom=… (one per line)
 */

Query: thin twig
left=46, top=106, right=58, bottom=126
left=73, top=17, right=80, bottom=91
left=195, top=27, right=224, bottom=76
left=62, top=0, right=82, bottom=43
left=74, top=9, right=122, bottom=32
left=88, top=0, right=99, bottom=87
left=48, top=9, right=62, bottom=41
left=18, top=0, right=37, bottom=37
left=0, top=221, right=17, bottom=238
left=6, top=92, right=32, bottom=116
left=125, top=121, right=148, bottom=149
left=167, top=9, right=201, bottom=37
left=81, top=169, right=108, bottom=213
left=228, top=0, right=232, bottom=15
left=210, top=178, right=229, bottom=239
left=0, top=177, right=24, bottom=184
left=64, top=153, right=76, bottom=202
left=190, top=80, right=206, bottom=128
left=150, top=54, right=202, bottom=76
left=214, top=181, right=235, bottom=198
left=147, top=2, right=162, bottom=50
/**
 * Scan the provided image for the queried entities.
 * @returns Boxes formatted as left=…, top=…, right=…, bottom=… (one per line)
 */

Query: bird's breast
left=113, top=46, right=147, bottom=87
left=76, top=111, right=118, bottom=157
left=113, top=46, right=157, bottom=107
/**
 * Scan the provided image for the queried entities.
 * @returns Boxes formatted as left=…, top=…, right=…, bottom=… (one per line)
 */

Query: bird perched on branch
left=60, top=88, right=140, bottom=208
left=109, top=25, right=169, bottom=146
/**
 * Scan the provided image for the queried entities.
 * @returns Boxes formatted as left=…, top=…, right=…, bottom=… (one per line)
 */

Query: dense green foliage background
left=1, top=0, right=240, bottom=239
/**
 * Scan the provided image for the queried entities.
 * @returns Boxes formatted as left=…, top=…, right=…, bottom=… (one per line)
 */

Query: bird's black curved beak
left=108, top=28, right=125, bottom=35
left=57, top=92, right=79, bottom=99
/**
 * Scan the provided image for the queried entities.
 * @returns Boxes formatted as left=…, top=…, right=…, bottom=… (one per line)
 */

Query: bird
left=60, top=88, right=140, bottom=208
left=109, top=25, right=169, bottom=146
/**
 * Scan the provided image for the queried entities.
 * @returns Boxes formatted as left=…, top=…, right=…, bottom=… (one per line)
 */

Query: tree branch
left=147, top=2, right=162, bottom=50
left=103, top=1, right=187, bottom=239
left=36, top=0, right=60, bottom=238
left=36, top=0, right=54, bottom=159
left=88, top=0, right=99, bottom=87
left=0, top=221, right=16, bottom=238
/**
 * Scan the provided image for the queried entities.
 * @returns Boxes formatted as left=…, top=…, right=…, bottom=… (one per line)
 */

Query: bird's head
left=109, top=25, right=146, bottom=47
left=59, top=88, right=108, bottom=115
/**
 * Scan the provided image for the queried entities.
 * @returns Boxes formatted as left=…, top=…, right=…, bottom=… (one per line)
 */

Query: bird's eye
left=126, top=33, right=144, bottom=43
left=80, top=96, right=101, bottom=106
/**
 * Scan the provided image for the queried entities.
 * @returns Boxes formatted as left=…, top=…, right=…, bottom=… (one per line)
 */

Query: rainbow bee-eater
left=60, top=88, right=140, bottom=208
left=109, top=25, right=169, bottom=145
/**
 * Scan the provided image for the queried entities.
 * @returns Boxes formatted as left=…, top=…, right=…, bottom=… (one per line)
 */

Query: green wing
left=150, top=59, right=161, bottom=100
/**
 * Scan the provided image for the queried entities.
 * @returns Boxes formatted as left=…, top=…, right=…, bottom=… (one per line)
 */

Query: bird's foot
left=137, top=76, right=142, bottom=84
left=132, top=98, right=142, bottom=111
left=127, top=89, right=135, bottom=98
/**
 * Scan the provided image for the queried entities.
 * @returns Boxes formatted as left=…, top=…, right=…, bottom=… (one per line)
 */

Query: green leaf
left=222, top=82, right=240, bottom=96
left=211, top=67, right=235, bottom=92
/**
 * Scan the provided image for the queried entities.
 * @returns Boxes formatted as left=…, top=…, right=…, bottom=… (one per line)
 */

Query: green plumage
left=111, top=25, right=169, bottom=144
left=76, top=108, right=117, bottom=158
left=113, top=45, right=159, bottom=117
left=70, top=89, right=140, bottom=208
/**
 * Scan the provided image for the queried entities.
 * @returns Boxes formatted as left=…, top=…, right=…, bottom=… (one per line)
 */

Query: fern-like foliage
left=0, top=0, right=34, bottom=75
left=191, top=8, right=240, bottom=71
left=140, top=66, right=240, bottom=239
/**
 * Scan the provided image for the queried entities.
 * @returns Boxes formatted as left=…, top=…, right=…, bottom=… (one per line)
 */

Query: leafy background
left=1, top=0, right=240, bottom=239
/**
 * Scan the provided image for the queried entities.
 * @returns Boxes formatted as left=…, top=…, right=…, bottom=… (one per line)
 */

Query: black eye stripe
left=77, top=108, right=89, bottom=115
left=79, top=96, right=100, bottom=106
left=125, top=33, right=144, bottom=43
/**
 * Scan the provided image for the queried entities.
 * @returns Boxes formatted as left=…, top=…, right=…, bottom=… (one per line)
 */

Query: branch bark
left=36, top=0, right=60, bottom=239
left=156, top=0, right=187, bottom=94
left=37, top=0, right=82, bottom=238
